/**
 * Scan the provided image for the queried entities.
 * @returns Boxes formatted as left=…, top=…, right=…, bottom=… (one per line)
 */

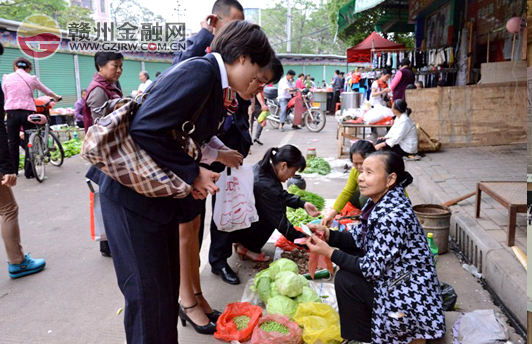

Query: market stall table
left=474, top=181, right=527, bottom=246
left=337, top=122, right=392, bottom=157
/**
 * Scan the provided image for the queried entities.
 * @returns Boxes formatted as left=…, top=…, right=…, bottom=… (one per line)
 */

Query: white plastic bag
left=213, top=165, right=259, bottom=232
left=90, top=190, right=106, bottom=242
left=363, top=105, right=393, bottom=124
left=452, top=309, right=509, bottom=344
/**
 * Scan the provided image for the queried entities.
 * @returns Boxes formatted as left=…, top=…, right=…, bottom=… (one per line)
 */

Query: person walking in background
left=390, top=58, right=415, bottom=101
left=0, top=44, right=46, bottom=279
left=251, top=90, right=270, bottom=146
left=277, top=69, right=295, bottom=132
left=137, top=71, right=152, bottom=95
left=83, top=52, right=124, bottom=257
left=329, top=69, right=342, bottom=114
left=173, top=0, right=244, bottom=64
left=2, top=57, right=61, bottom=179
left=74, top=89, right=87, bottom=128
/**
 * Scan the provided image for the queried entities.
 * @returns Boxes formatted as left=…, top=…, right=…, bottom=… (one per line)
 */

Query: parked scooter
left=264, top=88, right=326, bottom=132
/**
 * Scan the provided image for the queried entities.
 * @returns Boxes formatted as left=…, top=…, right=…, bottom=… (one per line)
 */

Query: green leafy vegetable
left=302, top=157, right=331, bottom=175
left=286, top=208, right=322, bottom=227
left=288, top=184, right=325, bottom=211
left=266, top=295, right=299, bottom=319
left=270, top=282, right=281, bottom=298
left=259, top=320, right=290, bottom=334
left=298, top=274, right=310, bottom=288
left=275, top=271, right=303, bottom=298
left=256, top=275, right=272, bottom=303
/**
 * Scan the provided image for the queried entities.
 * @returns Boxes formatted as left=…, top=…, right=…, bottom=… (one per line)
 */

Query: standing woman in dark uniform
left=86, top=21, right=273, bottom=343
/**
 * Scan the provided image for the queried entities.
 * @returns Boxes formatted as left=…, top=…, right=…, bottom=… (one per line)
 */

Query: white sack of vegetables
left=275, top=271, right=303, bottom=298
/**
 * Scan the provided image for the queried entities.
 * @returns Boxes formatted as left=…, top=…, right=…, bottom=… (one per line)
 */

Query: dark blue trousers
left=100, top=194, right=181, bottom=344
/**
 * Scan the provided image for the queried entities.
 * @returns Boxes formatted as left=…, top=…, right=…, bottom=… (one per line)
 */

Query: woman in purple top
left=2, top=57, right=61, bottom=178
left=74, top=89, right=87, bottom=128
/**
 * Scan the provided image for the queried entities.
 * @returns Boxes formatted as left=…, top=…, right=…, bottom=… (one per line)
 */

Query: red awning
left=346, top=32, right=405, bottom=63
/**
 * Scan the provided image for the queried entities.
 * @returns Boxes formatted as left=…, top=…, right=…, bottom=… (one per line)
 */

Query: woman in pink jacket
left=2, top=57, right=61, bottom=178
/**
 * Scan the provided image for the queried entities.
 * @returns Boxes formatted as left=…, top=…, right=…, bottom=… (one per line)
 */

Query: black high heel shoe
left=179, top=302, right=216, bottom=334
left=194, top=292, right=222, bottom=323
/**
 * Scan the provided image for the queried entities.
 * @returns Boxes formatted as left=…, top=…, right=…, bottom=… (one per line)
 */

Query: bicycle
left=26, top=97, right=65, bottom=182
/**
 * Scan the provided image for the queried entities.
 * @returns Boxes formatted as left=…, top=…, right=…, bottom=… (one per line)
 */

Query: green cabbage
left=294, top=286, right=320, bottom=303
left=299, top=274, right=309, bottom=287
left=256, top=275, right=272, bottom=303
left=270, top=282, right=281, bottom=298
left=269, top=258, right=299, bottom=279
left=266, top=295, right=299, bottom=319
left=275, top=271, right=303, bottom=298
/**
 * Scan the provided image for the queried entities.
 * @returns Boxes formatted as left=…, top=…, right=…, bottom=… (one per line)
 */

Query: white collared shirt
left=138, top=79, right=153, bottom=93
left=278, top=76, right=295, bottom=99
left=212, top=52, right=229, bottom=89
left=385, top=113, right=418, bottom=154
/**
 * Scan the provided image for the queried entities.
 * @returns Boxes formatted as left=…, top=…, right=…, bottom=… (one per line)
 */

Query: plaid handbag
left=81, top=61, right=213, bottom=199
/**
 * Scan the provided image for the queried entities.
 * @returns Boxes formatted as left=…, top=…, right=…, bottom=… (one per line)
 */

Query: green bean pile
left=233, top=315, right=250, bottom=331
left=259, top=320, right=290, bottom=334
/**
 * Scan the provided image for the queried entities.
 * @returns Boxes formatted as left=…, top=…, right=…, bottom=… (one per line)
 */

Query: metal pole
left=287, top=0, right=292, bottom=53
left=73, top=54, right=81, bottom=100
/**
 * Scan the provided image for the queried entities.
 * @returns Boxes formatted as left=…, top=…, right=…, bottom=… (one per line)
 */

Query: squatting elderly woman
left=306, top=151, right=445, bottom=344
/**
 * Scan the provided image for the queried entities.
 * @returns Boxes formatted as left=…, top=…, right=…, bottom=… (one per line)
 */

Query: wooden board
left=481, top=61, right=527, bottom=84
left=408, top=81, right=527, bottom=148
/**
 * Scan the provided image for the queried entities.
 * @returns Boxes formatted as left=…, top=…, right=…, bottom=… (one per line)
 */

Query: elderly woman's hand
left=307, top=223, right=330, bottom=241
left=306, top=234, right=334, bottom=259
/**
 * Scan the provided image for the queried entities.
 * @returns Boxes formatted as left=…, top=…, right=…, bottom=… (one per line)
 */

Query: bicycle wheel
left=305, top=109, right=326, bottom=132
left=29, top=133, right=45, bottom=183
left=48, top=132, right=64, bottom=167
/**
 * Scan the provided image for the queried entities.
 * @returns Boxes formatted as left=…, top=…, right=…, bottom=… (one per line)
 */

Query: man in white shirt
left=277, top=69, right=295, bottom=132
left=137, top=71, right=153, bottom=95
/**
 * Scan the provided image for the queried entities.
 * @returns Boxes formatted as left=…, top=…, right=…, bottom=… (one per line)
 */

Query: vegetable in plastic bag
left=266, top=295, right=299, bottom=319
left=251, top=314, right=303, bottom=344
left=269, top=258, right=299, bottom=279
left=293, top=302, right=342, bottom=344
left=275, top=271, right=303, bottom=298
left=214, top=302, right=263, bottom=342
left=294, top=286, right=320, bottom=303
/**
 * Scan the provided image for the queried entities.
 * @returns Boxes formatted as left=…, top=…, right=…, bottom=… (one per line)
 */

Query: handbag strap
left=173, top=85, right=214, bottom=136
left=16, top=73, right=33, bottom=96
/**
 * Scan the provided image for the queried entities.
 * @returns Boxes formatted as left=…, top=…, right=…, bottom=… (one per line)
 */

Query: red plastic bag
left=275, top=226, right=306, bottom=252
left=373, top=116, right=393, bottom=125
left=214, top=302, right=263, bottom=342
left=308, top=232, right=334, bottom=279
left=251, top=314, right=303, bottom=344
left=339, top=202, right=361, bottom=217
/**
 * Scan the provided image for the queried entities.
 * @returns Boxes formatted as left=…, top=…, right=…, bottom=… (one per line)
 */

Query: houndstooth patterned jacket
left=350, top=186, right=446, bottom=343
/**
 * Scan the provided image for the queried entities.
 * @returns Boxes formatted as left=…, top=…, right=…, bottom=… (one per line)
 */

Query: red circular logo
left=148, top=43, right=157, bottom=51
left=17, top=14, right=61, bottom=60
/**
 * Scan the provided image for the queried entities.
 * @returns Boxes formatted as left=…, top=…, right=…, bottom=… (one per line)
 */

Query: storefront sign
left=409, top=0, right=437, bottom=20
left=355, top=0, right=386, bottom=13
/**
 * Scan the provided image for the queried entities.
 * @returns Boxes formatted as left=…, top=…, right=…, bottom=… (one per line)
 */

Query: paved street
left=0, top=119, right=524, bottom=343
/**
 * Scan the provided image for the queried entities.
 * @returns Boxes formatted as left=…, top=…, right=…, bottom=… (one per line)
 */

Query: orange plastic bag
left=308, top=232, right=334, bottom=279
left=373, top=116, right=393, bottom=125
left=339, top=202, right=361, bottom=217
left=214, top=302, right=263, bottom=342
left=275, top=226, right=306, bottom=252
left=251, top=314, right=303, bottom=344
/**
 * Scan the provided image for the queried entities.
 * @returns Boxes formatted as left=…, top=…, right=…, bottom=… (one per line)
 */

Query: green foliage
left=0, top=0, right=94, bottom=29
left=261, top=0, right=347, bottom=55
left=110, top=0, right=165, bottom=26
left=19, top=155, right=24, bottom=171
